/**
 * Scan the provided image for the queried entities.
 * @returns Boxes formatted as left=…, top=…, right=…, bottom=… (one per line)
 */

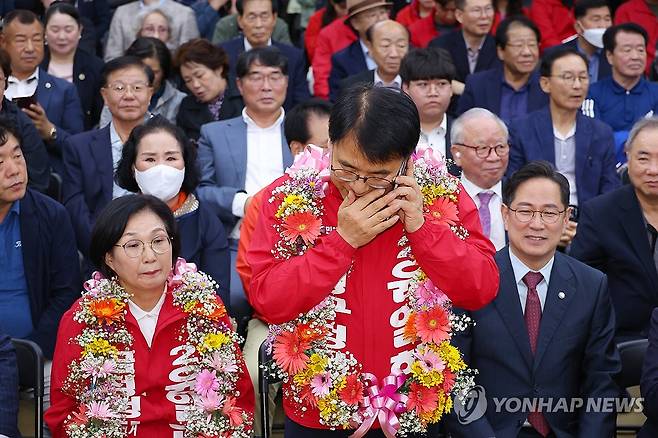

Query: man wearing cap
left=325, top=0, right=390, bottom=100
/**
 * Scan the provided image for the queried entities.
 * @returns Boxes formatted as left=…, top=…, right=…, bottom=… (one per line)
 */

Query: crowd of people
left=0, top=0, right=658, bottom=436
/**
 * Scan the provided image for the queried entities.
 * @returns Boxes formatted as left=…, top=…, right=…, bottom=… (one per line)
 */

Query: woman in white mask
left=115, top=118, right=231, bottom=308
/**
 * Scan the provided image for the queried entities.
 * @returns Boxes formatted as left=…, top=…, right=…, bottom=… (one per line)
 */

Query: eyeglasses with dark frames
left=454, top=143, right=509, bottom=158
left=330, top=160, right=406, bottom=189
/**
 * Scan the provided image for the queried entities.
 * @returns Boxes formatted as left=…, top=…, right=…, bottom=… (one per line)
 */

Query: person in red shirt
left=490, top=0, right=526, bottom=35
left=305, top=0, right=348, bottom=62
left=409, top=0, right=458, bottom=48
left=530, top=0, right=576, bottom=51
left=615, top=0, right=658, bottom=74
left=248, top=84, right=498, bottom=436
left=396, top=0, right=436, bottom=27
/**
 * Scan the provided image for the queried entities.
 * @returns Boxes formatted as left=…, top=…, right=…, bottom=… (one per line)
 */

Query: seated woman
left=174, top=38, right=242, bottom=141
left=42, top=1, right=104, bottom=130
left=99, top=37, right=185, bottom=126
left=115, top=118, right=231, bottom=307
left=45, top=194, right=253, bottom=436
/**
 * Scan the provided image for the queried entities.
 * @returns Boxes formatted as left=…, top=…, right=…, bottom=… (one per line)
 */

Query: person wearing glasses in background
left=507, top=48, right=619, bottom=248
left=445, top=160, right=620, bottom=438
left=62, top=56, right=154, bottom=269
left=451, top=108, right=510, bottom=251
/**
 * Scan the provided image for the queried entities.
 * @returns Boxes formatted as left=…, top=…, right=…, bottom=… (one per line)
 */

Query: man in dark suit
left=507, top=48, right=619, bottom=249
left=458, top=16, right=548, bottom=124
left=63, top=57, right=154, bottom=259
left=544, top=0, right=612, bottom=84
left=400, top=47, right=459, bottom=174
left=446, top=161, right=621, bottom=438
left=327, top=0, right=390, bottom=100
left=336, top=20, right=409, bottom=100
left=0, top=9, right=84, bottom=176
left=0, top=333, right=18, bottom=438
left=571, top=117, right=658, bottom=342
left=197, top=47, right=293, bottom=324
left=220, top=0, right=309, bottom=111
left=0, top=118, right=80, bottom=419
left=429, top=0, right=499, bottom=85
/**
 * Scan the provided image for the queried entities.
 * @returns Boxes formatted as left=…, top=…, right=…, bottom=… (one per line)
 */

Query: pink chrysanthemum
left=416, top=279, right=449, bottom=307
left=310, top=372, right=332, bottom=397
left=208, top=352, right=238, bottom=374
left=199, top=390, right=224, bottom=412
left=195, top=369, right=220, bottom=397
left=85, top=401, right=114, bottom=419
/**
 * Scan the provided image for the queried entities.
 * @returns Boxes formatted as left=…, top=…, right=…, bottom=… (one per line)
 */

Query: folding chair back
left=11, top=339, right=44, bottom=438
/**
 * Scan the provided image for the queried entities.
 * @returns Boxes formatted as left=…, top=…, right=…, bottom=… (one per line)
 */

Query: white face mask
left=134, top=164, right=185, bottom=202
left=581, top=25, right=606, bottom=49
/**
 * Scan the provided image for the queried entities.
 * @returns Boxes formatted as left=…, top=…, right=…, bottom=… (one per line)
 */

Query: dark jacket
left=571, top=184, right=658, bottom=340
left=429, top=31, right=500, bottom=83
left=329, top=40, right=368, bottom=102
left=19, top=189, right=81, bottom=358
left=507, top=106, right=620, bottom=205
left=220, top=37, right=310, bottom=111
left=176, top=93, right=244, bottom=142
left=1, top=97, right=50, bottom=192
left=42, top=48, right=105, bottom=130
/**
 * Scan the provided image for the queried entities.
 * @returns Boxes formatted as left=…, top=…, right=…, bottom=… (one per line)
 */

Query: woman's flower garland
left=62, top=259, right=252, bottom=438
left=263, top=146, right=477, bottom=437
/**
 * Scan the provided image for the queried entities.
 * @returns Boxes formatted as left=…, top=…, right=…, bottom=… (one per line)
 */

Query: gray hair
left=135, top=7, right=172, bottom=40
left=451, top=108, right=509, bottom=145
left=625, top=116, right=658, bottom=151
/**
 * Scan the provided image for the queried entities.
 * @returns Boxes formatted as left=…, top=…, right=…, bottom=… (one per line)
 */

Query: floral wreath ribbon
left=351, top=374, right=408, bottom=438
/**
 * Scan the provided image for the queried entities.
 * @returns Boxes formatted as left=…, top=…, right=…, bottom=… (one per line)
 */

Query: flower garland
left=263, top=145, right=477, bottom=437
left=62, top=259, right=252, bottom=438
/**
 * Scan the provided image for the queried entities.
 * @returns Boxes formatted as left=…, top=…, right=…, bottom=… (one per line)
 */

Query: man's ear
left=451, top=145, right=462, bottom=166
left=539, top=76, right=551, bottom=94
left=501, top=203, right=510, bottom=232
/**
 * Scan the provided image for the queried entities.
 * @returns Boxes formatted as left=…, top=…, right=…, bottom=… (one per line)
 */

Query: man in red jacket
left=615, top=0, right=658, bottom=74
left=248, top=84, right=498, bottom=436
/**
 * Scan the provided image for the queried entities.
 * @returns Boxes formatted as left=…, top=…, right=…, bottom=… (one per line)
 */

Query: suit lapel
left=475, top=35, right=496, bottom=72
left=533, top=253, right=576, bottom=371
left=535, top=108, right=556, bottom=163
left=619, top=186, right=658, bottom=291
left=494, top=249, right=534, bottom=369
left=89, top=126, right=113, bottom=202
left=226, top=119, right=248, bottom=187
left=455, top=33, right=470, bottom=81
left=37, top=68, right=53, bottom=112
left=281, top=124, right=293, bottom=169
left=574, top=113, right=592, bottom=202
left=490, top=68, right=503, bottom=114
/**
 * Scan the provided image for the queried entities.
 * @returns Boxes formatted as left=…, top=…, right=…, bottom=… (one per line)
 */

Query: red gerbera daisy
left=273, top=330, right=310, bottom=374
left=282, top=212, right=322, bottom=245
left=426, top=197, right=458, bottom=226
left=338, top=374, right=364, bottom=405
left=406, top=382, right=439, bottom=415
left=414, top=307, right=451, bottom=344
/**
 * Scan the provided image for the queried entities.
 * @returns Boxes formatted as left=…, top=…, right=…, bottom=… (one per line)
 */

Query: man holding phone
left=247, top=84, right=499, bottom=436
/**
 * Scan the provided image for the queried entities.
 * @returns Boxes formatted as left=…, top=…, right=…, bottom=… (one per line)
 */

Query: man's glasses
left=454, top=143, right=509, bottom=158
left=114, top=235, right=172, bottom=258
left=507, top=207, right=566, bottom=224
left=104, top=81, right=151, bottom=95
left=330, top=160, right=406, bottom=189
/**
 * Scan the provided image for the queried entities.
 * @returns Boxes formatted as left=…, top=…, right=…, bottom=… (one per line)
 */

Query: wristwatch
left=48, top=125, right=57, bottom=141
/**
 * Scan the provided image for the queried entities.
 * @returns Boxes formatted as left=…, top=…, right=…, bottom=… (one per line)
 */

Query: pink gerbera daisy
left=415, top=349, right=445, bottom=373
left=222, top=396, right=244, bottom=427
left=426, top=197, right=458, bottom=226
left=273, top=330, right=309, bottom=374
left=282, top=212, right=322, bottom=245
left=310, top=372, right=332, bottom=397
left=414, top=307, right=451, bottom=344
left=195, top=369, right=220, bottom=397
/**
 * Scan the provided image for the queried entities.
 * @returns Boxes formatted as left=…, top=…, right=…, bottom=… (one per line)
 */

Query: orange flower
left=414, top=307, right=451, bottom=344
left=338, top=374, right=364, bottom=405
left=282, top=212, right=322, bottom=245
left=296, top=323, right=325, bottom=343
left=273, top=330, right=310, bottom=374
left=426, top=197, right=458, bottom=226
left=406, top=382, right=438, bottom=415
left=404, top=313, right=417, bottom=341
left=300, top=384, right=319, bottom=408
left=89, top=299, right=125, bottom=325
left=207, top=298, right=227, bottom=320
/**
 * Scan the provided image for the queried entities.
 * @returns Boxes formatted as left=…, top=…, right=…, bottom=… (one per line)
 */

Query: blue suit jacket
left=19, top=189, right=81, bottom=359
left=457, top=66, right=548, bottom=118
left=640, top=308, right=658, bottom=438
left=62, top=125, right=113, bottom=257
left=220, top=37, right=310, bottom=111
left=446, top=248, right=621, bottom=438
left=507, top=107, right=620, bottom=205
left=0, top=333, right=18, bottom=438
left=196, top=116, right=293, bottom=230
left=37, top=67, right=85, bottom=175
left=429, top=31, right=500, bottom=83
left=329, top=40, right=368, bottom=102
left=571, top=185, right=658, bottom=340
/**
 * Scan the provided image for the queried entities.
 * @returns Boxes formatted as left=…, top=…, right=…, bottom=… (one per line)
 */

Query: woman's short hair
left=174, top=39, right=230, bottom=80
left=126, top=37, right=173, bottom=81
left=329, top=84, right=419, bottom=163
left=45, top=2, right=82, bottom=27
left=115, top=117, right=200, bottom=194
left=90, top=194, right=181, bottom=278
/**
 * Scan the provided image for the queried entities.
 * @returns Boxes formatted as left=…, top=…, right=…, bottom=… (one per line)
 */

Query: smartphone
left=14, top=95, right=37, bottom=110
left=569, top=205, right=579, bottom=223
left=392, top=158, right=409, bottom=190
